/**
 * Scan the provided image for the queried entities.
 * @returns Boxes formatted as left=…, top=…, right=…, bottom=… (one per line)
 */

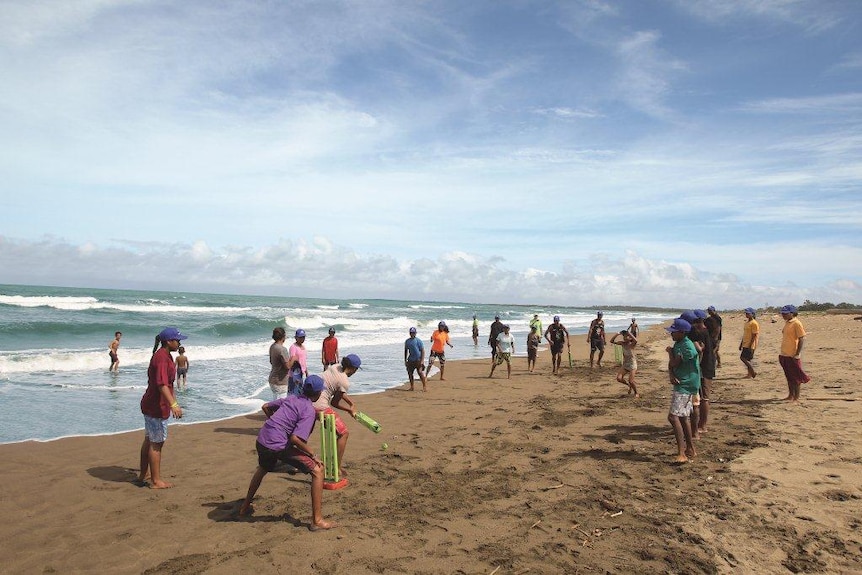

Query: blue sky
left=1, top=0, right=860, bottom=308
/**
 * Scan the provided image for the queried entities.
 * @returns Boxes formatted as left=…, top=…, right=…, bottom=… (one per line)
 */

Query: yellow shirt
left=780, top=317, right=806, bottom=356
left=742, top=319, right=759, bottom=349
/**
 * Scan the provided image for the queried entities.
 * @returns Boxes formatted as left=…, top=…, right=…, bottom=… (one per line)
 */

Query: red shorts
left=318, top=407, right=349, bottom=436
left=779, top=355, right=810, bottom=385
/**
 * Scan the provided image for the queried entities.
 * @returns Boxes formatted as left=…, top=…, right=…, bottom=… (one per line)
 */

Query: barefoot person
left=238, top=375, right=336, bottom=531
left=779, top=305, right=810, bottom=402
left=526, top=326, right=541, bottom=373
left=175, top=346, right=189, bottom=390
left=610, top=330, right=638, bottom=397
left=428, top=322, right=453, bottom=381
left=137, top=327, right=186, bottom=489
left=404, top=327, right=427, bottom=391
left=109, top=331, right=122, bottom=372
left=588, top=311, right=606, bottom=368
left=314, top=354, right=362, bottom=478
left=739, top=307, right=759, bottom=378
left=665, top=318, right=699, bottom=463
left=544, top=315, right=569, bottom=374
left=321, top=327, right=339, bottom=369
left=488, top=324, right=514, bottom=379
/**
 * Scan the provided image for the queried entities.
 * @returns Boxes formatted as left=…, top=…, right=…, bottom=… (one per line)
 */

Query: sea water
left=0, top=284, right=674, bottom=443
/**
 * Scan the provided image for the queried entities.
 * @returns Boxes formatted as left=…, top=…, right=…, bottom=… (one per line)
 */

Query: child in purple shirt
left=239, top=375, right=335, bottom=530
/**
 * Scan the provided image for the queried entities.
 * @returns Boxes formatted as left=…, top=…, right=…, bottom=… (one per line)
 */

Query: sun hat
left=344, top=354, right=362, bottom=369
left=158, top=327, right=187, bottom=342
left=744, top=307, right=756, bottom=316
left=666, top=318, right=692, bottom=333
left=303, top=374, right=325, bottom=394
left=409, top=327, right=417, bottom=334
left=780, top=304, right=798, bottom=314
left=679, top=310, right=698, bottom=324
left=295, top=329, right=306, bottom=338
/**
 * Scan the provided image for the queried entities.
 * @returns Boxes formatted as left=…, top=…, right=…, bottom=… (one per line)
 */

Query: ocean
left=0, top=284, right=675, bottom=444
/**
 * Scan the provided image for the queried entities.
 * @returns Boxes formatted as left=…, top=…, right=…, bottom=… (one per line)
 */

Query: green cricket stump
left=319, top=411, right=348, bottom=490
left=614, top=345, right=623, bottom=365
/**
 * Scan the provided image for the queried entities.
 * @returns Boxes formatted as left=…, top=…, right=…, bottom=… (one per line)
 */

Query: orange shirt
left=430, top=330, right=449, bottom=353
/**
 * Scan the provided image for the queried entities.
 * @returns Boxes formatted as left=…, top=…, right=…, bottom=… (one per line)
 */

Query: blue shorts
left=144, top=415, right=169, bottom=443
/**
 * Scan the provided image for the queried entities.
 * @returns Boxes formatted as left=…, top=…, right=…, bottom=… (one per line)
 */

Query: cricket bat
left=354, top=411, right=382, bottom=433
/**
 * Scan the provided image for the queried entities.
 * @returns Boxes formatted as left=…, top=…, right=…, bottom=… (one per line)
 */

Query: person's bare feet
left=238, top=503, right=254, bottom=517
left=674, top=455, right=689, bottom=463
left=685, top=447, right=697, bottom=459
left=150, top=480, right=174, bottom=489
left=309, top=519, right=337, bottom=531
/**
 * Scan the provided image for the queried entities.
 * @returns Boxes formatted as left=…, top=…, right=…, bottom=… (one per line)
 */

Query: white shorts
left=669, top=391, right=693, bottom=417
left=144, top=415, right=169, bottom=443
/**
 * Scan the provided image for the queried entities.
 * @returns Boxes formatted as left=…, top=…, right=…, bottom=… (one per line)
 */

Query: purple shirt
left=256, top=395, right=316, bottom=451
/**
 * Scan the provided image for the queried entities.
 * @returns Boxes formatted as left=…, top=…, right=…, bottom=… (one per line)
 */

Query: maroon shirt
left=140, top=348, right=176, bottom=419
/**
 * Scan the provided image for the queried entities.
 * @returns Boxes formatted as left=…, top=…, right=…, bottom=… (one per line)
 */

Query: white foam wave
left=0, top=294, right=253, bottom=314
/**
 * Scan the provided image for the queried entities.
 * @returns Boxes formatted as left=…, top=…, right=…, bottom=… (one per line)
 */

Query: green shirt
left=672, top=337, right=701, bottom=395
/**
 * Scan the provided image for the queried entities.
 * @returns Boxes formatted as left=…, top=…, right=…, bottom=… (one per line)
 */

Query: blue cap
left=666, top=318, right=691, bottom=333
left=344, top=354, right=362, bottom=368
left=694, top=309, right=708, bottom=320
left=158, top=327, right=187, bottom=342
left=780, top=304, right=798, bottom=314
left=707, top=305, right=716, bottom=312
left=303, top=374, right=325, bottom=394
left=679, top=310, right=698, bottom=324
left=295, top=329, right=306, bottom=338
left=744, top=307, right=756, bottom=316
left=553, top=315, right=560, bottom=321
left=409, top=327, right=417, bottom=334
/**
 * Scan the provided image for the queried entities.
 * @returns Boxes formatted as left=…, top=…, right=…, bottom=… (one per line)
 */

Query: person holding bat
left=313, top=354, right=362, bottom=478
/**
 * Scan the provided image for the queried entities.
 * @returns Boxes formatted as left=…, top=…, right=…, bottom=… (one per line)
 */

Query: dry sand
left=1, top=314, right=860, bottom=574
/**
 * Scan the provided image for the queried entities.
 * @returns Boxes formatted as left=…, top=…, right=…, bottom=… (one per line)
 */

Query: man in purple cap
left=665, top=318, right=699, bottom=463
left=239, top=375, right=336, bottom=530
left=588, top=311, right=606, bottom=368
left=779, top=305, right=810, bottom=402
left=314, top=354, right=362, bottom=478
left=739, top=308, right=759, bottom=378
left=138, top=327, right=187, bottom=489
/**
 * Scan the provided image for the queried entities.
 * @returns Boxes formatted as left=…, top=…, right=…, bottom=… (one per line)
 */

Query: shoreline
left=1, top=315, right=859, bottom=574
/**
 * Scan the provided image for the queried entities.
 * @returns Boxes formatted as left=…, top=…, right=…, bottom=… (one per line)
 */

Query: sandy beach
left=1, top=314, right=860, bottom=574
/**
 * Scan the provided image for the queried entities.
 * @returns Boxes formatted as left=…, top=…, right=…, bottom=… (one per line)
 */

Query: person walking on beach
left=238, top=375, right=336, bottom=530
left=544, top=315, right=569, bottom=374
left=489, top=324, right=515, bottom=379
left=314, top=354, right=362, bottom=478
left=665, top=318, right=699, bottom=464
left=137, top=327, right=186, bottom=489
left=404, top=327, right=427, bottom=391
left=269, top=327, right=290, bottom=400
left=428, top=322, right=453, bottom=381
left=628, top=318, right=639, bottom=339
left=175, top=346, right=189, bottom=390
left=322, top=327, right=339, bottom=370
left=705, top=306, right=723, bottom=368
left=739, top=307, right=759, bottom=378
left=610, top=330, right=638, bottom=397
left=488, top=315, right=504, bottom=360
left=287, top=329, right=309, bottom=395
left=526, top=326, right=541, bottom=373
left=472, top=315, right=479, bottom=346
left=779, top=305, right=810, bottom=403
left=588, top=311, right=607, bottom=368
left=109, top=331, right=122, bottom=372
left=530, top=314, right=543, bottom=344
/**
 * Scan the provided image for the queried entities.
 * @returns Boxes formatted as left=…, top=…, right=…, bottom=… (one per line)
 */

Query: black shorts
left=550, top=343, right=564, bottom=354
left=406, top=360, right=424, bottom=374
left=740, top=348, right=755, bottom=361
left=590, top=338, right=605, bottom=352
left=256, top=441, right=313, bottom=474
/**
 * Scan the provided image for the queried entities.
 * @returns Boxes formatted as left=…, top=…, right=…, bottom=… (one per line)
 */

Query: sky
left=1, top=0, right=861, bottom=309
